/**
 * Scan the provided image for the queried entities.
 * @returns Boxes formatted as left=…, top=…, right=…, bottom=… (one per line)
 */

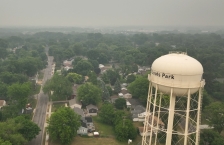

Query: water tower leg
left=166, top=88, right=176, bottom=145
left=149, top=85, right=158, bottom=144
left=142, top=82, right=153, bottom=145
left=196, top=87, right=202, bottom=145
left=184, top=89, right=191, bottom=145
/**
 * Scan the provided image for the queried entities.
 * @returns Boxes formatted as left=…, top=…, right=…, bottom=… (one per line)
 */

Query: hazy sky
left=1, top=0, right=224, bottom=27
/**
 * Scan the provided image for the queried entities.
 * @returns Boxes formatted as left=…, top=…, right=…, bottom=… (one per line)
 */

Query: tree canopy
left=47, top=107, right=81, bottom=145
left=205, top=102, right=224, bottom=134
left=43, top=74, right=73, bottom=101
left=114, top=98, right=126, bottom=110
left=77, top=83, right=102, bottom=106
left=128, top=76, right=149, bottom=104
left=115, top=119, right=137, bottom=141
left=99, top=103, right=115, bottom=125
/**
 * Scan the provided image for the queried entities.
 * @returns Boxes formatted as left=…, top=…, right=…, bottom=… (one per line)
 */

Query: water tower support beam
left=184, top=89, right=191, bottom=145
left=149, top=84, right=158, bottom=144
left=154, top=93, right=162, bottom=144
left=196, top=87, right=202, bottom=145
left=166, top=88, right=176, bottom=145
left=142, top=82, right=152, bottom=145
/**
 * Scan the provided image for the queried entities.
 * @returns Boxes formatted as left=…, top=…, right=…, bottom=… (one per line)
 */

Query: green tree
left=7, top=82, right=31, bottom=109
left=73, top=60, right=94, bottom=76
left=0, top=82, right=8, bottom=99
left=106, top=69, right=120, bottom=85
left=200, top=129, right=224, bottom=145
left=126, top=74, right=136, bottom=83
left=98, top=53, right=109, bottom=64
left=106, top=86, right=113, bottom=96
left=113, top=110, right=126, bottom=125
left=0, top=105, right=19, bottom=121
left=0, top=138, right=12, bottom=145
left=114, top=98, right=126, bottom=110
left=43, top=74, right=73, bottom=101
left=99, top=103, right=114, bottom=125
left=14, top=116, right=40, bottom=141
left=97, top=79, right=110, bottom=101
left=66, top=73, right=83, bottom=84
left=115, top=119, right=137, bottom=141
left=205, top=102, right=224, bottom=134
left=128, top=76, right=149, bottom=104
left=47, top=107, right=81, bottom=145
left=72, top=42, right=84, bottom=55
left=87, top=71, right=97, bottom=85
left=114, top=79, right=121, bottom=94
left=0, top=119, right=27, bottom=145
left=101, top=73, right=110, bottom=84
left=77, top=83, right=102, bottom=106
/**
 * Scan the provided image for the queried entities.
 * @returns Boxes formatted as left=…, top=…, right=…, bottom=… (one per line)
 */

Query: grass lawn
left=92, top=116, right=115, bottom=137
left=49, top=135, right=142, bottom=145
left=51, top=103, right=67, bottom=112
left=133, top=121, right=144, bottom=128
left=49, top=115, right=142, bottom=145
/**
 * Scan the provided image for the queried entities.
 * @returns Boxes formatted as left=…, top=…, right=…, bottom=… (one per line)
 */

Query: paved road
left=29, top=48, right=54, bottom=145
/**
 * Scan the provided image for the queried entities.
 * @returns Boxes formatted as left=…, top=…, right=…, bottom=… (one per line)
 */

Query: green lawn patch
left=51, top=103, right=67, bottom=112
left=92, top=116, right=115, bottom=137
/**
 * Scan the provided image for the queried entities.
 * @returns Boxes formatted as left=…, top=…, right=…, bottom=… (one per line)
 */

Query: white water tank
left=150, top=52, right=204, bottom=96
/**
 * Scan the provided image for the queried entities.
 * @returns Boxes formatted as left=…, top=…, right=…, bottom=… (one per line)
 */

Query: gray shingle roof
left=86, top=104, right=98, bottom=110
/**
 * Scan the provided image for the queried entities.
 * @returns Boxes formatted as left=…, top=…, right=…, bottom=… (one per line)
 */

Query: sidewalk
left=44, top=102, right=52, bottom=145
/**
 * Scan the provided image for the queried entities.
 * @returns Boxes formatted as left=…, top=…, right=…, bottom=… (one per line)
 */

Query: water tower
left=142, top=52, right=205, bottom=145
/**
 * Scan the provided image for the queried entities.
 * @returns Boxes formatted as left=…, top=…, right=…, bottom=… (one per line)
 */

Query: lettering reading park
left=151, top=71, right=174, bottom=79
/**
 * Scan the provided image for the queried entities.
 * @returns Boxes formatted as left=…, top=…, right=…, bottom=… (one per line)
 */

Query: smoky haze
left=0, top=0, right=224, bottom=27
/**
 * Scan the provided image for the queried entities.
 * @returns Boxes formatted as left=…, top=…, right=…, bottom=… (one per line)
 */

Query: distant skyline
left=1, top=0, right=224, bottom=27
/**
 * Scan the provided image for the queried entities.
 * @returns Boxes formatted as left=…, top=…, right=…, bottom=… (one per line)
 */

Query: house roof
left=148, top=115, right=165, bottom=126
left=121, top=89, right=128, bottom=95
left=138, top=127, right=152, bottom=133
left=131, top=105, right=146, bottom=118
left=74, top=107, right=84, bottom=117
left=126, top=98, right=141, bottom=108
left=111, top=95, right=119, bottom=99
left=134, top=105, right=146, bottom=111
left=0, top=100, right=5, bottom=106
left=80, top=120, right=87, bottom=128
left=69, top=99, right=76, bottom=106
left=82, top=117, right=93, bottom=123
left=86, top=104, right=98, bottom=110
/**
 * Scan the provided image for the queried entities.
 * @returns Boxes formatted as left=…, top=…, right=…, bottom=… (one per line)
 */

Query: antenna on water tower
left=141, top=51, right=205, bottom=145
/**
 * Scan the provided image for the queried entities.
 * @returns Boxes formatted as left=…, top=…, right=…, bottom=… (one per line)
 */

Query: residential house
left=111, top=95, right=119, bottom=103
left=131, top=105, right=146, bottom=121
left=138, top=127, right=153, bottom=136
left=86, top=104, right=98, bottom=116
left=144, top=115, right=165, bottom=130
left=81, top=117, right=95, bottom=132
left=74, top=107, right=84, bottom=117
left=126, top=98, right=142, bottom=109
left=77, top=120, right=88, bottom=135
left=126, top=100, right=131, bottom=108
left=64, top=66, right=73, bottom=71
left=121, top=83, right=128, bottom=88
left=69, top=96, right=82, bottom=109
left=63, top=59, right=73, bottom=67
left=120, top=88, right=132, bottom=99
left=0, top=100, right=6, bottom=109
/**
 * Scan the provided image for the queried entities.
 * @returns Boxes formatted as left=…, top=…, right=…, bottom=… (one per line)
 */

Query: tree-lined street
left=29, top=47, right=53, bottom=145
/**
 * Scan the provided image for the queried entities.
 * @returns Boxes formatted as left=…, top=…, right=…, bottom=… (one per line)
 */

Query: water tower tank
left=150, top=52, right=203, bottom=96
